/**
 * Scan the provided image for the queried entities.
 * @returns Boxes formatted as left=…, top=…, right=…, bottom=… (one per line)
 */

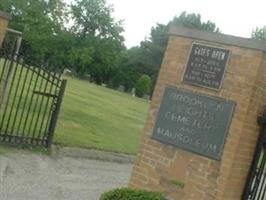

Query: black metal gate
left=242, top=112, right=266, bottom=200
left=0, top=30, right=67, bottom=148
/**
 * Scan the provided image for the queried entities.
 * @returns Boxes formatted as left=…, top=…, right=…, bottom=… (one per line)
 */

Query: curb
left=0, top=157, right=7, bottom=184
left=51, top=145, right=136, bottom=164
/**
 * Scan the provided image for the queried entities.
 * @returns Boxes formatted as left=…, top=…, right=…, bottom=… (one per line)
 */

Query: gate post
left=0, top=11, right=11, bottom=48
left=129, top=26, right=266, bottom=200
left=47, top=79, right=67, bottom=148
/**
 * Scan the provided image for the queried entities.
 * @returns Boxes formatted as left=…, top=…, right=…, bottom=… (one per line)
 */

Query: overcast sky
left=106, top=0, right=266, bottom=48
left=66, top=0, right=266, bottom=48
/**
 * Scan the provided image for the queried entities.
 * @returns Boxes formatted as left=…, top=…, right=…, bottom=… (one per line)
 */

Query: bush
left=135, top=75, right=151, bottom=98
left=100, top=188, right=167, bottom=200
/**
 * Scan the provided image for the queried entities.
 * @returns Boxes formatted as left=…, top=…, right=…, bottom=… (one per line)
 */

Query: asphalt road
left=0, top=151, right=132, bottom=200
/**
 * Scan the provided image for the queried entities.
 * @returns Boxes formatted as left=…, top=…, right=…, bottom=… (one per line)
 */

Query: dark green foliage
left=170, top=180, right=185, bottom=188
left=117, top=11, right=220, bottom=96
left=0, top=2, right=221, bottom=91
left=0, top=0, right=66, bottom=67
left=252, top=26, right=266, bottom=40
left=170, top=12, right=220, bottom=32
left=69, top=0, right=125, bottom=84
left=135, top=75, right=151, bottom=98
left=0, top=0, right=125, bottom=84
left=100, top=188, right=166, bottom=200
left=110, top=47, right=145, bottom=91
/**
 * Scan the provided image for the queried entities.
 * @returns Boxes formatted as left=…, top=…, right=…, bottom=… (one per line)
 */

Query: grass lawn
left=54, top=78, right=149, bottom=155
left=0, top=60, right=62, bottom=139
left=0, top=58, right=149, bottom=155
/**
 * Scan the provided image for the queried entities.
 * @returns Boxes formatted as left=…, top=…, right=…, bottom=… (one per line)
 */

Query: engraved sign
left=182, top=43, right=230, bottom=90
left=151, top=87, right=235, bottom=160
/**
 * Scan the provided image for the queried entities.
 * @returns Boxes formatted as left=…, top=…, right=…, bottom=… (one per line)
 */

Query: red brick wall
left=129, top=35, right=266, bottom=200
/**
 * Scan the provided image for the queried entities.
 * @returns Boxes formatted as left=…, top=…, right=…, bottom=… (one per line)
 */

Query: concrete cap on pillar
left=0, top=11, right=11, bottom=21
left=169, top=26, right=266, bottom=52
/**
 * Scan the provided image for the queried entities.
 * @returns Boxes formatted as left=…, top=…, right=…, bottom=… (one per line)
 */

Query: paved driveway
left=0, top=151, right=133, bottom=200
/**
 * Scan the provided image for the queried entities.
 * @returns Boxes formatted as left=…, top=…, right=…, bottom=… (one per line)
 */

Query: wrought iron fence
left=0, top=29, right=67, bottom=148
left=242, top=112, right=266, bottom=200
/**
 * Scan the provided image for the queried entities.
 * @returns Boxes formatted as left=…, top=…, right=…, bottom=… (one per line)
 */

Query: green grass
left=0, top=58, right=149, bottom=155
left=0, top=61, right=60, bottom=139
left=170, top=180, right=185, bottom=189
left=54, top=78, right=149, bottom=154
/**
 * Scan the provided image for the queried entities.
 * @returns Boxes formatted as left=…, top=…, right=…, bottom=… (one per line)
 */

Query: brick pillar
left=129, top=27, right=266, bottom=200
left=0, top=11, right=11, bottom=48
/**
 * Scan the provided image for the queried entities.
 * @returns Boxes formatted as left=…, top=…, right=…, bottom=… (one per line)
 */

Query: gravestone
left=0, top=11, right=11, bottom=48
left=129, top=27, right=266, bottom=200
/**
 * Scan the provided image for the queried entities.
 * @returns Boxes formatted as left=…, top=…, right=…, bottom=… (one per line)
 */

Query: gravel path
left=0, top=151, right=133, bottom=200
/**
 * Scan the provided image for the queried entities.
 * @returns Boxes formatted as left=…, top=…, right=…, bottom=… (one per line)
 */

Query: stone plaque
left=152, top=87, right=235, bottom=160
left=182, top=43, right=230, bottom=90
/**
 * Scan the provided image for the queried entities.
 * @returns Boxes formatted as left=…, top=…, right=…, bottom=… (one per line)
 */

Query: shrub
left=135, top=75, right=151, bottom=98
left=100, top=188, right=167, bottom=200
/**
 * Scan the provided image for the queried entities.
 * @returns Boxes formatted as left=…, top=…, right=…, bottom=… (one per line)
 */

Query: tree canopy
left=252, top=26, right=266, bottom=40
left=1, top=2, right=224, bottom=96
left=0, top=0, right=65, bottom=63
left=114, top=12, right=220, bottom=96
left=67, top=0, right=125, bottom=83
left=0, top=0, right=125, bottom=84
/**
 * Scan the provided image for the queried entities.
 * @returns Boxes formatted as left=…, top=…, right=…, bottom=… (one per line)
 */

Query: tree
left=252, top=26, right=266, bottom=40
left=170, top=12, right=219, bottom=32
left=116, top=12, right=220, bottom=95
left=0, top=0, right=67, bottom=67
left=109, top=48, right=141, bottom=91
left=143, top=12, right=220, bottom=94
left=69, top=0, right=125, bottom=84
left=135, top=75, right=151, bottom=98
left=0, top=0, right=125, bottom=81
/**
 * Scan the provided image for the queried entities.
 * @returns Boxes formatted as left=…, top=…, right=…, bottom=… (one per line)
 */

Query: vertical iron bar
left=0, top=57, right=8, bottom=82
left=243, top=139, right=262, bottom=199
left=0, top=59, right=12, bottom=109
left=0, top=36, right=18, bottom=109
left=4, top=62, right=23, bottom=138
left=10, top=60, right=29, bottom=136
left=47, top=79, right=67, bottom=148
left=243, top=127, right=266, bottom=200
left=28, top=69, right=45, bottom=142
left=0, top=60, right=19, bottom=136
left=33, top=71, right=51, bottom=143
left=21, top=67, right=42, bottom=137
left=43, top=74, right=61, bottom=140
left=0, top=58, right=9, bottom=110
left=256, top=150, right=266, bottom=199
left=260, top=162, right=266, bottom=199
left=37, top=72, right=56, bottom=141
left=250, top=146, right=266, bottom=199
left=17, top=66, right=35, bottom=138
